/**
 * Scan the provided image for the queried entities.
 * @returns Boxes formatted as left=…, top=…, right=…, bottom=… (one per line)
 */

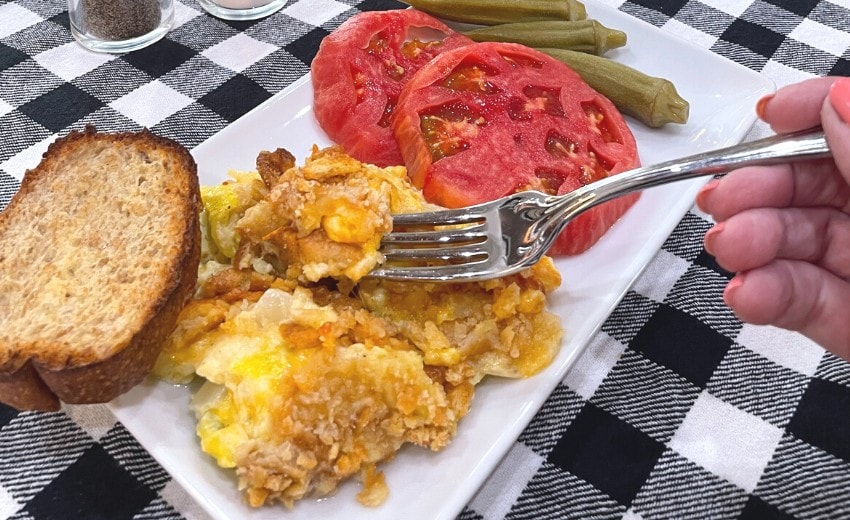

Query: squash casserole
left=153, top=146, right=563, bottom=508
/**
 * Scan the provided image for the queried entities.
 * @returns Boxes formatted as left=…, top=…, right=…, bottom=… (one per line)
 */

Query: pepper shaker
left=68, top=0, right=175, bottom=53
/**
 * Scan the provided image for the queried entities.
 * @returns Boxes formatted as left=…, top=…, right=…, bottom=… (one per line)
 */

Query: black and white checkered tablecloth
left=1, top=0, right=849, bottom=518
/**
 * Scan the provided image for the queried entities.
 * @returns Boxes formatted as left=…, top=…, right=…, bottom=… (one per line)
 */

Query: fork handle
left=556, top=127, right=830, bottom=213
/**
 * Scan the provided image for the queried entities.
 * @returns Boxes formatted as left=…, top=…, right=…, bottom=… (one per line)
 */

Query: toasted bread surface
left=0, top=127, right=201, bottom=410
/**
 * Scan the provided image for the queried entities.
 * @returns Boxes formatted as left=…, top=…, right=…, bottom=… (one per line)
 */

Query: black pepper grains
left=69, top=0, right=174, bottom=53
left=81, top=0, right=162, bottom=41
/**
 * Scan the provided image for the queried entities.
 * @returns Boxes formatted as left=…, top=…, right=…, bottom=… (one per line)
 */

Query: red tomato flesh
left=311, top=10, right=472, bottom=167
left=392, top=42, right=641, bottom=255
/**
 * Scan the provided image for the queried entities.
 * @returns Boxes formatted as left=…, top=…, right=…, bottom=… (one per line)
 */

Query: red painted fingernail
left=755, top=94, right=774, bottom=120
left=704, top=221, right=724, bottom=255
left=696, top=179, right=719, bottom=210
left=829, top=77, right=850, bottom=123
left=723, top=275, right=744, bottom=305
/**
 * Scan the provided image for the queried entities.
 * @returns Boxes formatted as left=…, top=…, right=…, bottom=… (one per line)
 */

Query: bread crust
left=0, top=126, right=201, bottom=411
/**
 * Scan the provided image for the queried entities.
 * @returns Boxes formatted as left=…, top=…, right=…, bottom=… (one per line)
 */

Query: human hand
left=696, top=76, right=850, bottom=360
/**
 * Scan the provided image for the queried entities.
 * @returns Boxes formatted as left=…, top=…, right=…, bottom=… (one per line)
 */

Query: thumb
left=824, top=77, right=850, bottom=188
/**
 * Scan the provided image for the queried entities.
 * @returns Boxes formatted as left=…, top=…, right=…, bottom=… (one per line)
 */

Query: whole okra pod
left=401, top=0, right=587, bottom=25
left=539, top=47, right=689, bottom=127
left=463, top=20, right=627, bottom=56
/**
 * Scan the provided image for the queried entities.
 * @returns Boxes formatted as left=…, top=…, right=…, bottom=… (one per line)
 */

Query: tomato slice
left=392, top=42, right=641, bottom=255
left=311, top=10, right=472, bottom=167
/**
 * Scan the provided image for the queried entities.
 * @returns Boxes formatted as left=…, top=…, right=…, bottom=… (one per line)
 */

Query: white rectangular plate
left=109, top=3, right=774, bottom=519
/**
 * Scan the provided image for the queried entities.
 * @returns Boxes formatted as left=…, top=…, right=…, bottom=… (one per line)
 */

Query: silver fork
left=369, top=128, right=831, bottom=282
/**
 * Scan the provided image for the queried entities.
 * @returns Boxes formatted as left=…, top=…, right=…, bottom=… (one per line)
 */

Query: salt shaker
left=197, top=0, right=286, bottom=21
left=68, top=0, right=175, bottom=53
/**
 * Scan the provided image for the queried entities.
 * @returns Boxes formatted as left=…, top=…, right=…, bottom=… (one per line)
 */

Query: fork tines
left=379, top=209, right=489, bottom=263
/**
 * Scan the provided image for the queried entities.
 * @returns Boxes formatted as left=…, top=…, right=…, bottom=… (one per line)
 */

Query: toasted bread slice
left=0, top=127, right=201, bottom=411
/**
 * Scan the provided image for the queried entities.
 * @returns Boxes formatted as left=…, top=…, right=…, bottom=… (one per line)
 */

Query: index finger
left=760, top=77, right=836, bottom=133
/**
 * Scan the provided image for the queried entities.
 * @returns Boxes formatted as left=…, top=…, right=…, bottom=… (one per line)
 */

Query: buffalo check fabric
left=1, top=0, right=849, bottom=518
